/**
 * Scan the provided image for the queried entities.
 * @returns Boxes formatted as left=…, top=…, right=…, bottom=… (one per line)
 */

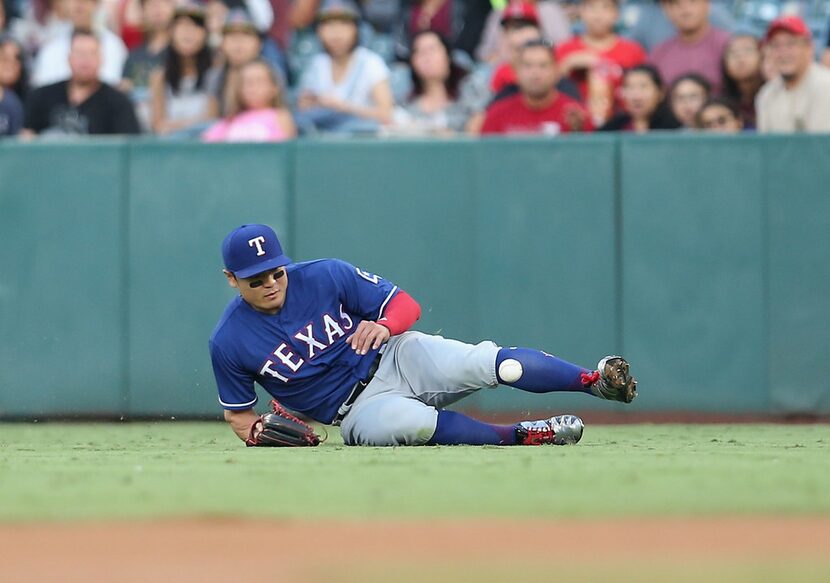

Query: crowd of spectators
left=0, top=0, right=829, bottom=139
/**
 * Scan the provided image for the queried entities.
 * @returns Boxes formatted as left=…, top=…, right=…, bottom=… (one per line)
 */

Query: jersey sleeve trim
left=376, top=285, right=398, bottom=320
left=218, top=395, right=259, bottom=410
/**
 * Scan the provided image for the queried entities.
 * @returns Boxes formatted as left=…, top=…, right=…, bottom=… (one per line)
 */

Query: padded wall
left=0, top=136, right=828, bottom=417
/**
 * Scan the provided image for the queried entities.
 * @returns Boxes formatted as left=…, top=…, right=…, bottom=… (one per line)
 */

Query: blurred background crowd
left=0, top=0, right=829, bottom=140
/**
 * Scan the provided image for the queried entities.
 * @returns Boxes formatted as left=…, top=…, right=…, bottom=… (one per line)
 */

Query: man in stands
left=650, top=0, right=730, bottom=92
left=756, top=15, right=830, bottom=133
left=23, top=30, right=140, bottom=136
left=31, top=0, right=128, bottom=87
left=481, top=39, right=591, bottom=135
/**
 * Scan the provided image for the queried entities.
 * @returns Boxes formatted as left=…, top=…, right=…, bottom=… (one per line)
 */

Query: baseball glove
left=246, top=400, right=323, bottom=447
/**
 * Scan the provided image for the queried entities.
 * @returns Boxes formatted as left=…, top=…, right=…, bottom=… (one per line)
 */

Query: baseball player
left=210, top=224, right=637, bottom=447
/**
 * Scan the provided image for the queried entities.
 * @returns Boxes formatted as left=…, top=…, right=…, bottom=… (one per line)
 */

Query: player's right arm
left=210, top=339, right=259, bottom=442
left=225, top=409, right=259, bottom=441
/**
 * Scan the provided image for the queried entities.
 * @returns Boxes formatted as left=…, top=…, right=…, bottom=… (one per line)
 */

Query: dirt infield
left=4, top=517, right=830, bottom=582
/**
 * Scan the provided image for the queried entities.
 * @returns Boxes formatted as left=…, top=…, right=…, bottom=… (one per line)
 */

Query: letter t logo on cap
left=248, top=236, right=266, bottom=256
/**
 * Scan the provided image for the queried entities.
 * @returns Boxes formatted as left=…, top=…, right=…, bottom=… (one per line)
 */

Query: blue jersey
left=209, top=259, right=399, bottom=423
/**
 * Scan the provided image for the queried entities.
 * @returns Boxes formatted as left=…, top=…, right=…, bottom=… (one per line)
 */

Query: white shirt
left=32, top=28, right=128, bottom=88
left=300, top=47, right=389, bottom=109
left=756, top=63, right=830, bottom=133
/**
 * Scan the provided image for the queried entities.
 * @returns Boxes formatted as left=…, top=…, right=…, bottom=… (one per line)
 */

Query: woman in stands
left=668, top=73, right=711, bottom=129
left=390, top=29, right=470, bottom=135
left=599, top=64, right=679, bottom=133
left=202, top=58, right=296, bottom=142
left=721, top=34, right=764, bottom=129
left=295, top=1, right=393, bottom=134
left=149, top=4, right=218, bottom=136
left=0, top=36, right=29, bottom=102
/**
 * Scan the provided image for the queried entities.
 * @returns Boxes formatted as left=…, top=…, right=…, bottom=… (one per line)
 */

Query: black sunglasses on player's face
left=246, top=268, right=286, bottom=288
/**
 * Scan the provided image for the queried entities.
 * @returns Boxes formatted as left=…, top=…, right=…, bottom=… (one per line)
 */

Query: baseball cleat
left=586, top=356, right=638, bottom=403
left=516, top=414, right=584, bottom=445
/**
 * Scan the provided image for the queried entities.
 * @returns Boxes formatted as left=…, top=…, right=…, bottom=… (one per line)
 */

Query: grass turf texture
left=1, top=422, right=829, bottom=522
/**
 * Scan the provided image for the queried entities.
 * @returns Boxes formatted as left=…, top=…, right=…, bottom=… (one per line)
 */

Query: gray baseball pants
left=339, top=331, right=500, bottom=446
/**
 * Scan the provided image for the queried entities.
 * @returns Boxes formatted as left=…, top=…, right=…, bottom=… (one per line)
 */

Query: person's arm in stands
left=317, top=79, right=394, bottom=124
left=290, top=0, right=321, bottom=29
left=150, top=68, right=218, bottom=134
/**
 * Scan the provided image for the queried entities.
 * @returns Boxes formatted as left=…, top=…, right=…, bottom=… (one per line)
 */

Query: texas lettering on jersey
left=209, top=259, right=398, bottom=424
left=258, top=302, right=355, bottom=382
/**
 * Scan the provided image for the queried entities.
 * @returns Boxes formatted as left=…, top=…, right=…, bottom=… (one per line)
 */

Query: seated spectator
left=296, top=1, right=393, bottom=134
left=31, top=0, right=128, bottom=87
left=720, top=34, right=763, bottom=129
left=121, top=0, right=174, bottom=93
left=627, top=0, right=735, bottom=52
left=291, top=0, right=403, bottom=34
left=202, top=58, right=295, bottom=141
left=650, top=0, right=730, bottom=93
left=824, top=17, right=830, bottom=69
left=205, top=1, right=286, bottom=75
left=756, top=16, right=830, bottom=133
left=263, top=0, right=292, bottom=55
left=477, top=0, right=571, bottom=64
left=0, top=35, right=28, bottom=100
left=599, top=64, right=679, bottom=132
left=22, top=29, right=140, bottom=135
left=668, top=72, right=709, bottom=128
left=149, top=4, right=218, bottom=136
left=208, top=9, right=273, bottom=116
left=0, top=34, right=24, bottom=135
left=390, top=29, right=470, bottom=135
left=102, top=0, right=144, bottom=50
left=407, top=0, right=455, bottom=44
left=8, top=0, right=72, bottom=57
left=556, top=0, right=646, bottom=127
left=489, top=8, right=545, bottom=94
left=465, top=16, right=581, bottom=134
left=120, top=0, right=174, bottom=129
left=695, top=96, right=742, bottom=132
left=0, top=70, right=22, bottom=136
left=204, top=0, right=273, bottom=48
left=481, top=39, right=591, bottom=135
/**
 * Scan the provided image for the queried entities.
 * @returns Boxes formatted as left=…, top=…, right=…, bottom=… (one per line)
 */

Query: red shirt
left=410, top=0, right=453, bottom=40
left=555, top=36, right=647, bottom=104
left=491, top=63, right=518, bottom=94
left=481, top=92, right=594, bottom=135
left=649, top=27, right=731, bottom=94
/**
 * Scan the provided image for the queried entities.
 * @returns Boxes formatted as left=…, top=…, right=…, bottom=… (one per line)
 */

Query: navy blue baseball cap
left=222, top=224, right=292, bottom=278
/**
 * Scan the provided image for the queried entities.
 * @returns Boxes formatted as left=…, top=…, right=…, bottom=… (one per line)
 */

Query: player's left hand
left=347, top=321, right=391, bottom=355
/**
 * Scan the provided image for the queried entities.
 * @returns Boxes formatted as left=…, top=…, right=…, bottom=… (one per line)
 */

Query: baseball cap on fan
left=222, top=224, right=292, bottom=278
left=500, top=1, right=539, bottom=27
left=316, top=0, right=360, bottom=23
left=764, top=15, right=812, bottom=42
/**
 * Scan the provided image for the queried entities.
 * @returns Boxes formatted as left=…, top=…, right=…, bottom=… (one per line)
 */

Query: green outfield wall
left=0, top=135, right=828, bottom=418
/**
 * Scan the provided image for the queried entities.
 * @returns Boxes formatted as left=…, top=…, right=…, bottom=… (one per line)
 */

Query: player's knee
left=496, top=348, right=523, bottom=383
left=342, top=397, right=437, bottom=446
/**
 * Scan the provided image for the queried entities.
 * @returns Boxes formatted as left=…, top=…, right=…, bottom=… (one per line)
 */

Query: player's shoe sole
left=516, top=414, right=584, bottom=445
left=589, top=356, right=638, bottom=403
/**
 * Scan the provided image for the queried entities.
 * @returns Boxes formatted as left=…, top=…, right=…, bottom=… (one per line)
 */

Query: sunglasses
left=246, top=268, right=285, bottom=288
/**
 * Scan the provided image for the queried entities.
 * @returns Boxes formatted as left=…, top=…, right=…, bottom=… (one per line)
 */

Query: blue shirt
left=0, top=90, right=23, bottom=136
left=209, top=259, right=399, bottom=423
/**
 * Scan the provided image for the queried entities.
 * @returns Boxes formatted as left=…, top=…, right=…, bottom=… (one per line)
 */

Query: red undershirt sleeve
left=377, top=290, right=421, bottom=336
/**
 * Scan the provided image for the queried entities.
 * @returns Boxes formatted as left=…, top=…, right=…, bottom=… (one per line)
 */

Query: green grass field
left=1, top=421, right=828, bottom=522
